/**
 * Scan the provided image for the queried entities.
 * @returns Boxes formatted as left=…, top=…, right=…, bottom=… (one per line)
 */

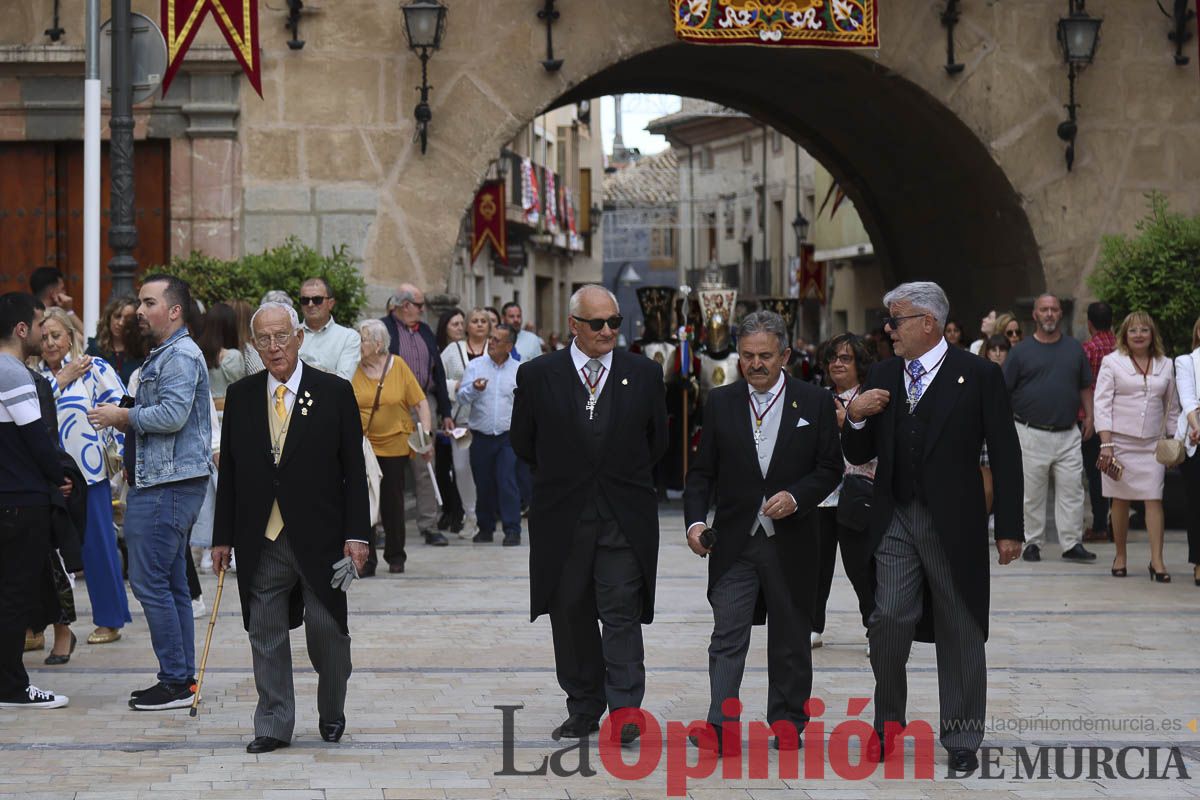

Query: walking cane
left=190, top=568, right=226, bottom=718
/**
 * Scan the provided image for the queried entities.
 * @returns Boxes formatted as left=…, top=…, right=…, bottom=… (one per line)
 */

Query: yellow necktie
left=266, top=385, right=289, bottom=541
left=274, top=384, right=288, bottom=422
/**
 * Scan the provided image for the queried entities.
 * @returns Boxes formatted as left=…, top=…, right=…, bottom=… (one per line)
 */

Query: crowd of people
left=3, top=268, right=1199, bottom=775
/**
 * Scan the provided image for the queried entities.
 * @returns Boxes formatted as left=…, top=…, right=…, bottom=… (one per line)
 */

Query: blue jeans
left=125, top=478, right=207, bottom=685
left=469, top=431, right=521, bottom=538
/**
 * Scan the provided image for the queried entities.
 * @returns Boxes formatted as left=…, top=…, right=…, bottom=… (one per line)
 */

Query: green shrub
left=154, top=237, right=368, bottom=326
left=1088, top=193, right=1200, bottom=356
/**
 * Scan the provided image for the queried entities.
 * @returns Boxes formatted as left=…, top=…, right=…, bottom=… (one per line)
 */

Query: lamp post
left=401, top=0, right=448, bottom=155
left=108, top=0, right=138, bottom=298
left=1056, top=0, right=1102, bottom=171
left=791, top=211, right=809, bottom=248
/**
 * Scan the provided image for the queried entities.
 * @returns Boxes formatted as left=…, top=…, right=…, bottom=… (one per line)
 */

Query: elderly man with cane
left=211, top=301, right=370, bottom=754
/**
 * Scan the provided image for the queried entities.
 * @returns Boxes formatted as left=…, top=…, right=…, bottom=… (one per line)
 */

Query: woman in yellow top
left=353, top=319, right=432, bottom=576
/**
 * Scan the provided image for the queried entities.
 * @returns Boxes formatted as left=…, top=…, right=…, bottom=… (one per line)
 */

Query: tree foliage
left=153, top=238, right=368, bottom=326
left=1088, top=193, right=1200, bottom=355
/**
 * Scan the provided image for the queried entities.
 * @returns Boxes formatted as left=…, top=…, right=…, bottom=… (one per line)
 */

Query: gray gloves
left=330, top=557, right=359, bottom=592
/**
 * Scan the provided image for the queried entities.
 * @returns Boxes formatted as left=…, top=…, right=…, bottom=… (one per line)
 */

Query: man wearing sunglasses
left=297, top=278, right=361, bottom=380
left=511, top=285, right=668, bottom=745
left=381, top=285, right=455, bottom=547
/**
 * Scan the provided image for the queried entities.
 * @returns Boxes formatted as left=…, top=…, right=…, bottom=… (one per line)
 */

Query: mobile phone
left=118, top=395, right=135, bottom=409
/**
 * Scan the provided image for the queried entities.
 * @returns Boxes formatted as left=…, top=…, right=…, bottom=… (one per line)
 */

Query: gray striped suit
left=250, top=533, right=351, bottom=741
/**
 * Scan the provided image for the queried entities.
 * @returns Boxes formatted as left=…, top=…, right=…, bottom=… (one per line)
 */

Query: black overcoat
left=213, top=364, right=370, bottom=634
left=511, top=348, right=668, bottom=623
left=840, top=347, right=1024, bottom=642
left=683, top=377, right=843, bottom=624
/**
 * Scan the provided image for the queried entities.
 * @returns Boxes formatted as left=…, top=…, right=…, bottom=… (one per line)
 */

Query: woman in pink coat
left=1094, top=311, right=1180, bottom=582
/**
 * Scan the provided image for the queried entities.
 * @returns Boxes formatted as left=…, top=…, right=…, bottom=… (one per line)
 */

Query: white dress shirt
left=848, top=336, right=950, bottom=430
left=570, top=340, right=613, bottom=397
left=457, top=353, right=520, bottom=435
left=266, top=359, right=304, bottom=416
left=299, top=318, right=361, bottom=380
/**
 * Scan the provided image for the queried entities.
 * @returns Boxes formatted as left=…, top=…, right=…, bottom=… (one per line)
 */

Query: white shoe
left=865, top=639, right=871, bottom=657
left=200, top=549, right=213, bottom=572
left=0, top=685, right=69, bottom=709
left=459, top=515, right=477, bottom=539
left=191, top=598, right=207, bottom=619
left=810, top=632, right=823, bottom=649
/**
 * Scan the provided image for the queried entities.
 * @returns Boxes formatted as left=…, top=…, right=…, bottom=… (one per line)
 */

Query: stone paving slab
left=1, top=503, right=1197, bottom=799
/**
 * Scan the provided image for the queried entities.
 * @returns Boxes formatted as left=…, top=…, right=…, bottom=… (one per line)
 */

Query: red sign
left=472, top=181, right=507, bottom=264
left=162, top=1, right=262, bottom=97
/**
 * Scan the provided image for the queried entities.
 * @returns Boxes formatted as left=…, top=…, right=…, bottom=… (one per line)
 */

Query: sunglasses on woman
left=572, top=315, right=623, bottom=332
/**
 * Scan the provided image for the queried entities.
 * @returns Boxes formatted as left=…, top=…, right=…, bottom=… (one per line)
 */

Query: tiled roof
left=645, top=101, right=748, bottom=133
left=602, top=148, right=679, bottom=208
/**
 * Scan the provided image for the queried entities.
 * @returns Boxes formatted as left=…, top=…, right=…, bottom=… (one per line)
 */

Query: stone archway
left=223, top=0, right=1199, bottom=318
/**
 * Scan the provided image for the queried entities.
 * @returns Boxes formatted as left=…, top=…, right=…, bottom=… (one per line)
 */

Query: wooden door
left=0, top=140, right=170, bottom=314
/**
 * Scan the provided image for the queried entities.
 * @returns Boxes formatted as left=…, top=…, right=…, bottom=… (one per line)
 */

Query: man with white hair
left=511, top=285, right=668, bottom=744
left=843, top=281, right=1024, bottom=774
left=211, top=301, right=370, bottom=753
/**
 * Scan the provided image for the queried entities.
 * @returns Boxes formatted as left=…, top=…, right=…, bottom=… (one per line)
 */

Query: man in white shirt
left=297, top=278, right=360, bottom=380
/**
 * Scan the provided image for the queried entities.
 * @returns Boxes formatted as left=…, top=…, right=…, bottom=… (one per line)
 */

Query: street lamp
left=1056, top=0, right=1102, bottom=171
left=791, top=211, right=809, bottom=246
left=401, top=0, right=448, bottom=155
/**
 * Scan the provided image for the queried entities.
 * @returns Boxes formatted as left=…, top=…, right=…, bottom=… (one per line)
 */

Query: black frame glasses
left=572, top=315, right=623, bottom=332
left=299, top=296, right=329, bottom=306
left=881, top=313, right=926, bottom=330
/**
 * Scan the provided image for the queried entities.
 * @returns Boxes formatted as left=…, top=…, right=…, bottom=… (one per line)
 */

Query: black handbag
left=836, top=474, right=874, bottom=532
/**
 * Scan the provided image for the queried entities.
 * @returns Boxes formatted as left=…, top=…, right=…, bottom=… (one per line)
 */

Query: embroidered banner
left=672, top=0, right=878, bottom=48
left=798, top=245, right=826, bottom=302
left=471, top=181, right=507, bottom=264
left=162, top=0, right=262, bottom=97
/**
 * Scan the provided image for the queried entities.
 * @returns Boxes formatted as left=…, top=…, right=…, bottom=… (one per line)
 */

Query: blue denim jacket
left=128, top=327, right=213, bottom=487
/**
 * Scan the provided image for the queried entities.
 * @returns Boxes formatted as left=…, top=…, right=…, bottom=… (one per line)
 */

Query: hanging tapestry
left=521, top=158, right=541, bottom=225
left=162, top=1, right=262, bottom=97
left=544, top=171, right=560, bottom=233
left=471, top=181, right=507, bottom=264
left=672, top=0, right=878, bottom=48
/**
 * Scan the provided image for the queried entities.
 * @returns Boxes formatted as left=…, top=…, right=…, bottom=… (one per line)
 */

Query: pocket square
left=796, top=417, right=810, bottom=428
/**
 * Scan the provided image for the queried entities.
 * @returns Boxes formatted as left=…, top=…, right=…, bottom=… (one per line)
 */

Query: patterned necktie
left=753, top=390, right=773, bottom=410
left=274, top=385, right=288, bottom=422
left=584, top=359, right=602, bottom=388
left=906, top=358, right=926, bottom=411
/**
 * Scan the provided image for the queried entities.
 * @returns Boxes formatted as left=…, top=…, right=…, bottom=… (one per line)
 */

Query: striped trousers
left=869, top=500, right=985, bottom=751
left=249, top=533, right=352, bottom=741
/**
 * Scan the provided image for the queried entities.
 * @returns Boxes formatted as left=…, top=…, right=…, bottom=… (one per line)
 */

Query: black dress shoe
left=423, top=531, right=449, bottom=546
left=1022, top=544, right=1041, bottom=562
left=449, top=514, right=464, bottom=534
left=472, top=531, right=494, bottom=543
left=1062, top=543, right=1097, bottom=561
left=436, top=511, right=452, bottom=531
left=388, top=563, right=405, bottom=574
left=502, top=534, right=521, bottom=547
left=619, top=722, right=641, bottom=745
left=552, top=713, right=600, bottom=739
left=687, top=726, right=723, bottom=755
left=246, top=736, right=290, bottom=754
left=947, top=748, right=979, bottom=774
left=319, top=716, right=346, bottom=743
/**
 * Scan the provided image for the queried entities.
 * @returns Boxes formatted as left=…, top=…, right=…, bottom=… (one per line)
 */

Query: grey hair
left=260, top=290, right=294, bottom=306
left=357, top=318, right=390, bottom=354
left=738, top=310, right=790, bottom=354
left=882, top=281, right=949, bottom=328
left=568, top=284, right=620, bottom=318
left=387, top=288, right=418, bottom=309
left=250, top=301, right=302, bottom=334
left=493, top=323, right=519, bottom=345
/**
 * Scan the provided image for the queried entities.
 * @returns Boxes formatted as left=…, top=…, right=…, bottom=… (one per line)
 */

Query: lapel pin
left=957, top=376, right=965, bottom=384
left=304, top=391, right=311, bottom=398
left=622, top=378, right=628, bottom=385
left=301, top=407, right=309, bottom=416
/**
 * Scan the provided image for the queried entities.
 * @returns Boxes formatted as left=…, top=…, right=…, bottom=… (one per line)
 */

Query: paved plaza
left=2, top=503, right=1198, bottom=800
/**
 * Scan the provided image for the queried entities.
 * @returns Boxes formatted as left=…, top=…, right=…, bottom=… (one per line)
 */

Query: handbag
left=362, top=357, right=391, bottom=526
left=1155, top=370, right=1185, bottom=467
left=836, top=474, right=874, bottom=532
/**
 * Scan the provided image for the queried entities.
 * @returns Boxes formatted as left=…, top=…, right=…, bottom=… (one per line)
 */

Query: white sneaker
left=810, top=632, right=823, bottom=649
left=0, top=685, right=69, bottom=709
left=191, top=597, right=207, bottom=619
left=200, top=549, right=213, bottom=572
left=459, top=515, right=477, bottom=540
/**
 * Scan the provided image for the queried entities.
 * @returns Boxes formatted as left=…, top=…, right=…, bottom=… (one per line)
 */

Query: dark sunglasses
left=405, top=300, right=425, bottom=310
left=572, top=315, right=623, bottom=332
left=1005, top=328, right=1021, bottom=338
left=299, top=296, right=329, bottom=306
left=881, top=313, right=925, bottom=330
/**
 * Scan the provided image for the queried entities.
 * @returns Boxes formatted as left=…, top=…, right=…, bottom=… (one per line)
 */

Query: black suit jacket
left=684, top=377, right=843, bottom=622
left=841, top=346, right=1023, bottom=641
left=381, top=315, right=451, bottom=420
left=511, top=348, right=668, bottom=623
left=213, top=363, right=370, bottom=634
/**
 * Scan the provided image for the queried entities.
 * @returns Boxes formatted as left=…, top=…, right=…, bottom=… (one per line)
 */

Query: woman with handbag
left=35, top=307, right=131, bottom=645
left=1173, top=315, right=1200, bottom=586
left=812, top=334, right=877, bottom=654
left=1094, top=311, right=1180, bottom=581
left=353, top=319, right=432, bottom=576
left=440, top=308, right=489, bottom=539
